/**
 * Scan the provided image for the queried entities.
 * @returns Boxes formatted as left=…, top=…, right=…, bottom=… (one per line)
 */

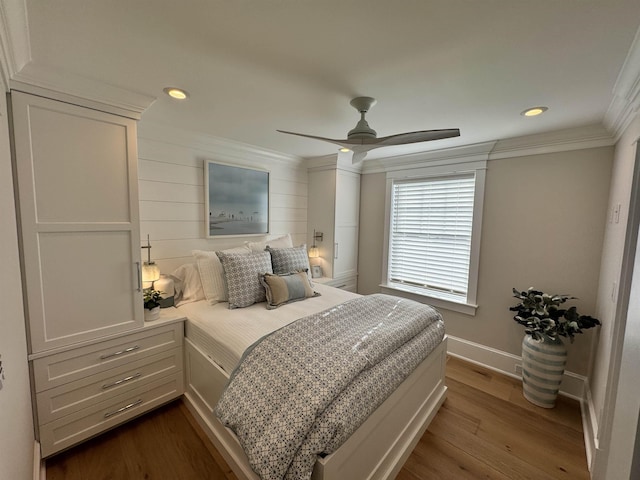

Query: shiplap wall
left=137, top=122, right=308, bottom=274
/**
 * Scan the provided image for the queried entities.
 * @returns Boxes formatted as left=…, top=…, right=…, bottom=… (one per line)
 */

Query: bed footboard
left=313, top=337, right=447, bottom=479
left=183, top=336, right=447, bottom=480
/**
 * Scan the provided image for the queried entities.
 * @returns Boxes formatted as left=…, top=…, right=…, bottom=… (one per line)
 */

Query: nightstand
left=33, top=310, right=186, bottom=457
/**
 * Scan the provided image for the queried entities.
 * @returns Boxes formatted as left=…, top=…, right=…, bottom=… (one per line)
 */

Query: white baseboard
left=446, top=335, right=586, bottom=401
left=581, top=380, right=599, bottom=471
left=34, top=441, right=45, bottom=480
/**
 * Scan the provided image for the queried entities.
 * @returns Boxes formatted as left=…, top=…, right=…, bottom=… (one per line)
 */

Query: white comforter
left=178, top=283, right=358, bottom=373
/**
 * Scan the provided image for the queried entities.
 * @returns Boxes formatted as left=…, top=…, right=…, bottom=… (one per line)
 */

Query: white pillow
left=169, top=263, right=205, bottom=306
left=246, top=233, right=293, bottom=252
left=193, top=245, right=251, bottom=305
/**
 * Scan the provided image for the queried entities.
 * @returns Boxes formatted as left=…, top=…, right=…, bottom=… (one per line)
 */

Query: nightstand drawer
left=316, top=275, right=358, bottom=292
left=39, top=372, right=183, bottom=458
left=33, top=323, right=183, bottom=392
left=331, top=280, right=357, bottom=292
left=36, top=347, right=183, bottom=424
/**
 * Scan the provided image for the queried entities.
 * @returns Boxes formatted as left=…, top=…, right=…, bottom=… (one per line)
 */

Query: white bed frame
left=182, top=335, right=447, bottom=480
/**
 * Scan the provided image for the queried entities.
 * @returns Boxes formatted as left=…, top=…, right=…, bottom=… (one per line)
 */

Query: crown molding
left=605, top=25, right=640, bottom=139
left=138, top=121, right=306, bottom=169
left=10, top=62, right=156, bottom=119
left=489, top=124, right=615, bottom=160
left=360, top=125, right=615, bottom=175
left=0, top=1, right=153, bottom=117
left=0, top=0, right=31, bottom=89
left=361, top=141, right=496, bottom=174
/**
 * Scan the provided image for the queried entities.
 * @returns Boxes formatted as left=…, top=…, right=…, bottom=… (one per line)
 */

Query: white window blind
left=388, top=173, right=475, bottom=301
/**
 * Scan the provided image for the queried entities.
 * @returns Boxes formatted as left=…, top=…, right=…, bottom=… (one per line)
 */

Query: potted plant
left=143, top=288, right=163, bottom=321
left=510, top=287, right=600, bottom=408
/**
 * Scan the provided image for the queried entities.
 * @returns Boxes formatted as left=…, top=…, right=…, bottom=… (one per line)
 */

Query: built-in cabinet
left=11, top=91, right=143, bottom=352
left=11, top=91, right=184, bottom=457
left=307, top=155, right=360, bottom=292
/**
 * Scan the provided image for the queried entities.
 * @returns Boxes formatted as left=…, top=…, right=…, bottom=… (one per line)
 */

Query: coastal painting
left=205, top=161, right=269, bottom=237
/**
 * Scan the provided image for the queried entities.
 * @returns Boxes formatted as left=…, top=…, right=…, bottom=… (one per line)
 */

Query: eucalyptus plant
left=510, top=287, right=600, bottom=342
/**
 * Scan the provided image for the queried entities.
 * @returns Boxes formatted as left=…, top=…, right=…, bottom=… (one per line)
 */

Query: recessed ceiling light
left=339, top=147, right=351, bottom=153
left=163, top=87, right=189, bottom=100
left=521, top=106, right=548, bottom=117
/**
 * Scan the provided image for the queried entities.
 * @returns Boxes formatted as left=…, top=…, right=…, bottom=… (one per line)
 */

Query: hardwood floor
left=397, top=357, right=589, bottom=480
left=46, top=357, right=590, bottom=479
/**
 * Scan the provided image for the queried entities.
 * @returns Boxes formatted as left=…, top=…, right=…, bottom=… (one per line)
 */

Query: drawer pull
left=135, top=261, right=142, bottom=292
left=100, top=345, right=140, bottom=360
left=104, top=399, right=143, bottom=419
left=335, top=284, right=347, bottom=289
left=102, top=372, right=141, bottom=390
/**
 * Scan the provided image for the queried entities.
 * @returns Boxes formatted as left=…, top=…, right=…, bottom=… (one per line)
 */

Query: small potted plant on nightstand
left=143, top=288, right=163, bottom=321
left=510, top=287, right=600, bottom=408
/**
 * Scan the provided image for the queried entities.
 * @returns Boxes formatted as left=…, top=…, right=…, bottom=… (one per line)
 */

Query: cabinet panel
left=11, top=91, right=143, bottom=353
left=334, top=225, right=359, bottom=278
left=336, top=171, right=360, bottom=227
left=37, top=231, right=138, bottom=345
left=27, top=104, right=131, bottom=223
left=32, top=322, right=183, bottom=391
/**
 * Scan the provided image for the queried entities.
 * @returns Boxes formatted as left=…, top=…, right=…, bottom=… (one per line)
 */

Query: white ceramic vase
left=144, top=306, right=160, bottom=322
left=521, top=334, right=568, bottom=408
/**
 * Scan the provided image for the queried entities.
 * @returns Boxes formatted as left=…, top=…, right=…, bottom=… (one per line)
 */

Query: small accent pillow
left=193, top=245, right=251, bottom=305
left=216, top=251, right=273, bottom=309
left=266, top=245, right=312, bottom=280
left=261, top=271, right=320, bottom=310
left=246, top=233, right=293, bottom=252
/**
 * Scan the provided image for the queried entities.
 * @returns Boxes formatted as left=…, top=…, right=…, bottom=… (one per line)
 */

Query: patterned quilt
left=215, top=294, right=445, bottom=480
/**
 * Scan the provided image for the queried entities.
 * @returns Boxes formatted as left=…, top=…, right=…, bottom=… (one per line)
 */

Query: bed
left=180, top=285, right=446, bottom=480
left=179, top=280, right=447, bottom=480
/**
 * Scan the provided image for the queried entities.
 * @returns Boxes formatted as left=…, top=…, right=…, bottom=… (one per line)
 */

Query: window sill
left=380, top=284, right=478, bottom=316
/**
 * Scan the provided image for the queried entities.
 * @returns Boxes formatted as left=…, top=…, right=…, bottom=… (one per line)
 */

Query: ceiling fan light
left=521, top=106, right=548, bottom=117
left=339, top=147, right=351, bottom=153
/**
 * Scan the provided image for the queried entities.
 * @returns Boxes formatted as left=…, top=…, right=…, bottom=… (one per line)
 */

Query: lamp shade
left=142, top=262, right=160, bottom=284
left=308, top=246, right=320, bottom=258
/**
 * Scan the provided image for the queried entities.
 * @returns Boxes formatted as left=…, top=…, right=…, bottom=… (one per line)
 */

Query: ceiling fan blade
left=276, top=130, right=348, bottom=147
left=278, top=129, right=372, bottom=163
left=351, top=150, right=369, bottom=164
left=277, top=130, right=386, bottom=147
left=374, top=129, right=460, bottom=146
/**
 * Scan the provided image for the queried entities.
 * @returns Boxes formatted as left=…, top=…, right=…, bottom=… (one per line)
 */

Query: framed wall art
left=205, top=161, right=269, bottom=237
left=311, top=265, right=323, bottom=279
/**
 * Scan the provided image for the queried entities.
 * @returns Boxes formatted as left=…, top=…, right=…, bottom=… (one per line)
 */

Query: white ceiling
left=18, top=0, right=640, bottom=160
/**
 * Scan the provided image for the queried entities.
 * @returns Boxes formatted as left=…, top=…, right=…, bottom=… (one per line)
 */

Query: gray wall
left=0, top=90, right=35, bottom=477
left=358, top=146, right=613, bottom=376
left=591, top=114, right=640, bottom=478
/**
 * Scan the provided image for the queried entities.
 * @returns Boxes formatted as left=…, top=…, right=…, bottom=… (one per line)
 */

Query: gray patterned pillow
left=260, top=271, right=320, bottom=310
left=266, top=245, right=312, bottom=279
left=216, top=251, right=273, bottom=309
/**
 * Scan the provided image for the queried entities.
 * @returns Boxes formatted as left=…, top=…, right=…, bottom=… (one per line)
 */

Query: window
left=382, top=161, right=485, bottom=315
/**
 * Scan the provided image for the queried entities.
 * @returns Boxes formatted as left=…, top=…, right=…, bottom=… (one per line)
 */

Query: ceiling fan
left=277, top=96, right=460, bottom=163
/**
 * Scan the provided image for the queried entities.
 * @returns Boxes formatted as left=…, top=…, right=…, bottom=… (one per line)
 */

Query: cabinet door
left=11, top=92, right=143, bottom=353
left=307, top=169, right=336, bottom=277
left=333, top=171, right=360, bottom=278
